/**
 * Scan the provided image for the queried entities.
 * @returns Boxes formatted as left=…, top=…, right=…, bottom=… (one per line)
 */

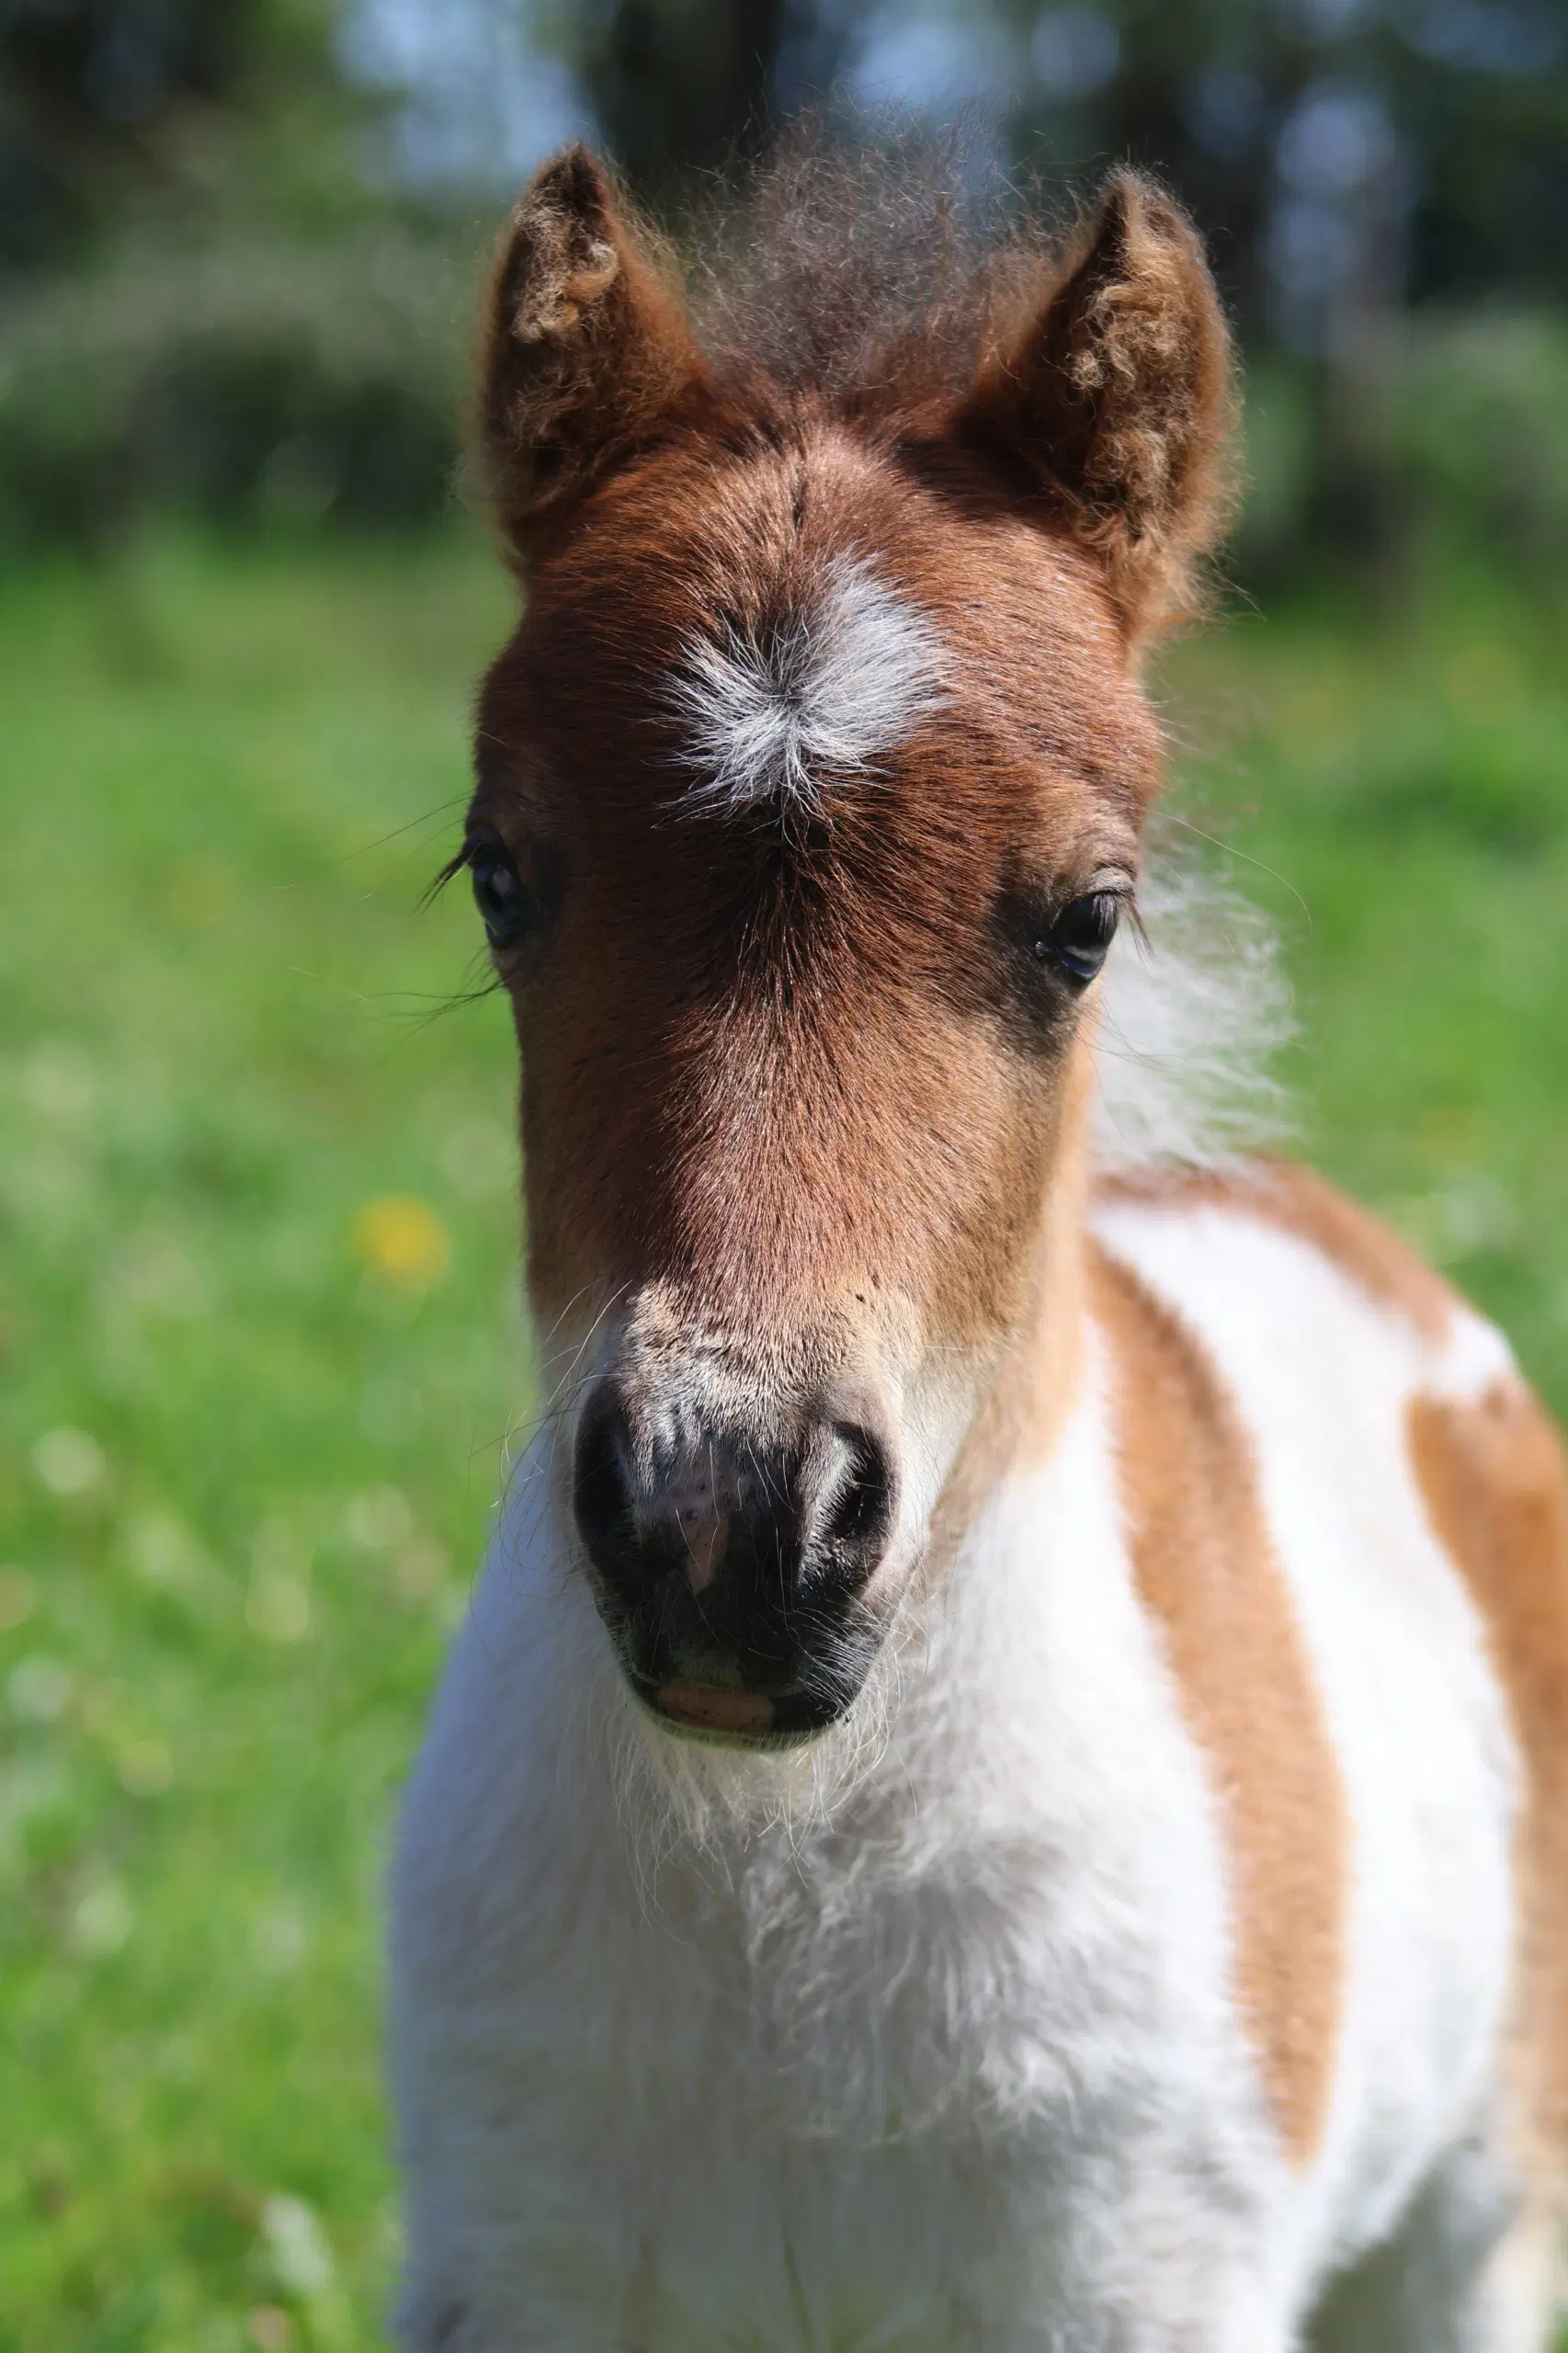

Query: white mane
left=1092, top=848, right=1294, bottom=1171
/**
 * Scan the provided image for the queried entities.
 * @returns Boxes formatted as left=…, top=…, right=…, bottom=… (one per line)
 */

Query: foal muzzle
left=571, top=1378, right=897, bottom=1742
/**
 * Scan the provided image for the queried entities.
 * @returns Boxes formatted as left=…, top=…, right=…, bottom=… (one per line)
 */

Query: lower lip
left=653, top=1681, right=777, bottom=1736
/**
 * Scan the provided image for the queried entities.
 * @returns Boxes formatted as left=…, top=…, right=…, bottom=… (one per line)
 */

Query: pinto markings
left=1092, top=1240, right=1348, bottom=2162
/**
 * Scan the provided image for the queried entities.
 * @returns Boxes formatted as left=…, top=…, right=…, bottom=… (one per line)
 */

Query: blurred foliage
left=1230, top=310, right=1568, bottom=590
left=0, top=0, right=381, bottom=273
left=6, top=250, right=1565, bottom=581
left=1001, top=0, right=1568, bottom=333
left=1392, top=310, right=1568, bottom=579
left=2, top=0, right=1567, bottom=557
left=0, top=230, right=467, bottom=546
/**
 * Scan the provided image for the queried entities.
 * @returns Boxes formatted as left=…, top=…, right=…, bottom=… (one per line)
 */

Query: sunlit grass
left=0, top=529, right=522, bottom=2350
left=1, top=529, right=1564, bottom=2349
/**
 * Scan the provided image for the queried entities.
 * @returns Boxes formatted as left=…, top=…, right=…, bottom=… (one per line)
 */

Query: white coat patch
left=670, top=556, right=947, bottom=813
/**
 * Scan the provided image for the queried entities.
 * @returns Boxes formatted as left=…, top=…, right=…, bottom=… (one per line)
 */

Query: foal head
left=462, top=142, right=1233, bottom=1745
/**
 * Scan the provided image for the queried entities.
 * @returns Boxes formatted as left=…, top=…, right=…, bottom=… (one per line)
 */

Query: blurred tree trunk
left=1313, top=120, right=1409, bottom=584
left=581, top=0, right=795, bottom=204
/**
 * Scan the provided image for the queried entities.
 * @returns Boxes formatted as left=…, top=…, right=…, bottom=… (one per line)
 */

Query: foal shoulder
left=1093, top=1157, right=1460, bottom=1356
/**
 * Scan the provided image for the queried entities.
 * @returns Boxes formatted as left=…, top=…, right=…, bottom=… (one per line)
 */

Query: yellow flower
left=353, top=1197, right=451, bottom=1291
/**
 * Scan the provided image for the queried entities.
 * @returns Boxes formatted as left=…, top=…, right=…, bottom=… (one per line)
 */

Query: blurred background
left=1, top=4, right=1566, bottom=2346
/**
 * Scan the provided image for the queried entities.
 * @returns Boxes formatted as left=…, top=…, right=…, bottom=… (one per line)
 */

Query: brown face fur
left=463, top=142, right=1231, bottom=1730
left=474, top=420, right=1159, bottom=1392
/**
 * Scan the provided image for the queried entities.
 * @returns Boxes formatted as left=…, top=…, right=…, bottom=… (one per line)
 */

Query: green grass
left=1168, top=576, right=1568, bottom=1412
left=1, top=529, right=1565, bottom=2351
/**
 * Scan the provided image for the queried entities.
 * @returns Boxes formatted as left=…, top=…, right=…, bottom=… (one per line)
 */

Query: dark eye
left=1032, top=892, right=1122, bottom=983
left=468, top=835, right=533, bottom=951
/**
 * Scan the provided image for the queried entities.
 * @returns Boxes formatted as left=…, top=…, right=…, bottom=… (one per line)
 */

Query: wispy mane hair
left=688, top=117, right=1053, bottom=421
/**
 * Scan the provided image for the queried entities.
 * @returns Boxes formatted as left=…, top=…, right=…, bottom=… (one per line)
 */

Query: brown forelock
left=1090, top=1242, right=1347, bottom=2165
left=1098, top=1160, right=1458, bottom=1347
left=472, top=413, right=1162, bottom=1360
left=1409, top=1378, right=1568, bottom=2180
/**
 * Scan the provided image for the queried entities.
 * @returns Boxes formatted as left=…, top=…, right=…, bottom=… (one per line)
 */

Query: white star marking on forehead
left=669, top=555, right=949, bottom=815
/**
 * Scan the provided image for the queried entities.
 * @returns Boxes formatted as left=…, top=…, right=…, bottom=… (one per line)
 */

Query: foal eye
left=468, top=837, right=533, bottom=951
left=1032, top=892, right=1122, bottom=984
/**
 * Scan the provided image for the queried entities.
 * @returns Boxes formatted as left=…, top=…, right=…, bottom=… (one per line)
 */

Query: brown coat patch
left=1100, top=1160, right=1456, bottom=1346
left=1409, top=1380, right=1568, bottom=2175
left=1091, top=1242, right=1347, bottom=2163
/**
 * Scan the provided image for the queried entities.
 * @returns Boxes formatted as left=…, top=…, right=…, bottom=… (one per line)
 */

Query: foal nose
left=571, top=1381, right=896, bottom=1699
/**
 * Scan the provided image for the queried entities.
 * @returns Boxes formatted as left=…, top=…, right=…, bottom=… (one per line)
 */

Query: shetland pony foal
left=392, top=143, right=1568, bottom=2350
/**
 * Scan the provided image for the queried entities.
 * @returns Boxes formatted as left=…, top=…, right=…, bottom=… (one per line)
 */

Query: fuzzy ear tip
left=1095, top=165, right=1191, bottom=244
left=1099, top=162, right=1143, bottom=206
left=520, top=142, right=613, bottom=226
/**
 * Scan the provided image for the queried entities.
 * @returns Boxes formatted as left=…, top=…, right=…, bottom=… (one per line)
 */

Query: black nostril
left=571, top=1382, right=895, bottom=1704
left=816, top=1423, right=895, bottom=1572
left=572, top=1385, right=638, bottom=1586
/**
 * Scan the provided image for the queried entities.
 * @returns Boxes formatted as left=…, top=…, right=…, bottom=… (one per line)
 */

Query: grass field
left=2, top=527, right=1566, bottom=2350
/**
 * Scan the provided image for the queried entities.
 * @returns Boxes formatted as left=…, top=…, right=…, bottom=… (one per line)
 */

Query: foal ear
left=962, top=170, right=1234, bottom=634
left=480, top=145, right=706, bottom=558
